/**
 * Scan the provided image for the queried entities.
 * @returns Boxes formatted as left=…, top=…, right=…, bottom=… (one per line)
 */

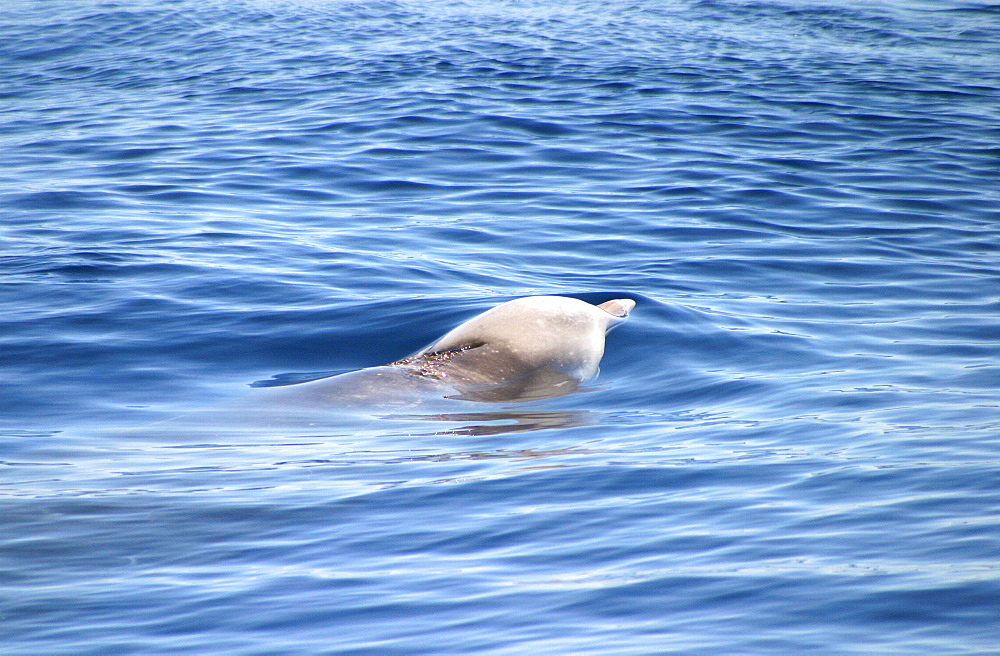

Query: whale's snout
left=597, top=298, right=636, bottom=318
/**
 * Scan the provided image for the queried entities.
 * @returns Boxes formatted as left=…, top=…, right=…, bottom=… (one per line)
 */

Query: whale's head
left=397, top=296, right=635, bottom=401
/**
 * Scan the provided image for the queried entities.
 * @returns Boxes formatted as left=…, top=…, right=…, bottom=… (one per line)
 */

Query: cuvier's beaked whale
left=255, top=295, right=635, bottom=407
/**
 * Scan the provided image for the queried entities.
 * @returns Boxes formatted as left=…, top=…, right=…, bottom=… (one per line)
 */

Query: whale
left=252, top=295, right=635, bottom=408
left=128, top=295, right=635, bottom=438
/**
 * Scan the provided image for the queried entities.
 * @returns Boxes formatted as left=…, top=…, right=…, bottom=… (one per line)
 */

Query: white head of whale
left=415, top=295, right=635, bottom=384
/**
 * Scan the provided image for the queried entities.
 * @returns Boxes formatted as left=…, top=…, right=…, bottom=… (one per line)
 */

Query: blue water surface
left=2, top=0, right=999, bottom=653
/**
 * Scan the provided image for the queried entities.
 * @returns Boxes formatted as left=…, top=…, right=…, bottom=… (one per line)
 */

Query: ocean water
left=2, top=0, right=998, bottom=653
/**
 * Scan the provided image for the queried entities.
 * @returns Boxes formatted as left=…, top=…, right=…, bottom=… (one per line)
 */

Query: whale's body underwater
left=252, top=295, right=635, bottom=409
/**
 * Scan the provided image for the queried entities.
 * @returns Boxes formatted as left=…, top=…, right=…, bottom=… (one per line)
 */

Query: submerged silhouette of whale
left=255, top=295, right=635, bottom=406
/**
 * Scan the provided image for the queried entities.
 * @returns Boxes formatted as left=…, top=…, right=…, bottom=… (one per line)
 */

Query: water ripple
left=2, top=0, right=998, bottom=653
